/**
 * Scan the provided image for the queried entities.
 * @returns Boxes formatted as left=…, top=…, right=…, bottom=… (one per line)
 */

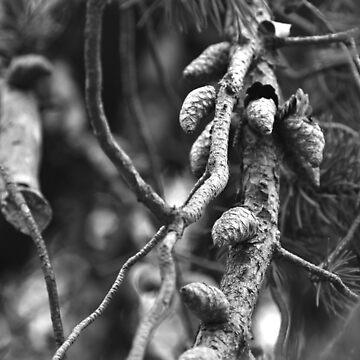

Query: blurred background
left=1, top=0, right=360, bottom=359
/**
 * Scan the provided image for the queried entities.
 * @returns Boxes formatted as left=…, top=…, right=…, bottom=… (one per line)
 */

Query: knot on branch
left=179, top=346, right=219, bottom=360
left=180, top=282, right=230, bottom=323
left=183, top=42, right=230, bottom=81
left=179, top=85, right=216, bottom=133
left=258, top=20, right=292, bottom=49
left=212, top=206, right=259, bottom=247
left=276, top=88, right=325, bottom=186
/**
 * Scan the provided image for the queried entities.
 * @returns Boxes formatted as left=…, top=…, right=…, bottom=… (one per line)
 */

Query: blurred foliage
left=0, top=0, right=360, bottom=359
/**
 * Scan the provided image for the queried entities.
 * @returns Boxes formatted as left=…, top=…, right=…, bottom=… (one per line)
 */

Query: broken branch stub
left=183, top=42, right=231, bottom=81
left=0, top=85, right=52, bottom=234
left=180, top=282, right=230, bottom=324
left=6, top=54, right=52, bottom=91
left=179, top=85, right=216, bottom=133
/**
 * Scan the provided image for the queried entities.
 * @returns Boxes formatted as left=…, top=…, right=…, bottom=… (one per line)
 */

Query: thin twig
left=302, top=0, right=360, bottom=92
left=273, top=28, right=360, bottom=47
left=348, top=37, right=360, bottom=73
left=276, top=245, right=359, bottom=301
left=84, top=0, right=172, bottom=222
left=318, top=121, right=359, bottom=137
left=321, top=212, right=360, bottom=268
left=138, top=2, right=181, bottom=109
left=52, top=225, right=168, bottom=360
left=0, top=165, right=65, bottom=349
left=126, top=220, right=183, bottom=360
left=119, top=7, right=164, bottom=197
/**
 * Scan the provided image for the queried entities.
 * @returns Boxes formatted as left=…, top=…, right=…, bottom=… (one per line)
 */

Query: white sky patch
left=252, top=301, right=281, bottom=353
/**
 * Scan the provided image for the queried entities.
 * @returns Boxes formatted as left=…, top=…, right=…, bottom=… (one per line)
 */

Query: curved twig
left=138, top=2, right=181, bottom=109
left=126, top=220, right=184, bottom=360
left=52, top=225, right=168, bottom=360
left=119, top=7, right=164, bottom=197
left=302, top=0, right=360, bottom=92
left=0, top=165, right=65, bottom=349
left=84, top=0, right=172, bottom=222
left=181, top=42, right=255, bottom=224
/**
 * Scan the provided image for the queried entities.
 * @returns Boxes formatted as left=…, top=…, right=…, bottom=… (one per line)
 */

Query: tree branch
left=320, top=212, right=360, bottom=268
left=119, top=7, right=164, bottom=197
left=138, top=2, right=181, bottom=109
left=276, top=245, right=359, bottom=301
left=181, top=42, right=255, bottom=225
left=0, top=165, right=65, bottom=349
left=273, top=28, right=360, bottom=47
left=181, top=58, right=282, bottom=359
left=126, top=219, right=184, bottom=360
left=301, top=0, right=360, bottom=92
left=84, top=0, right=172, bottom=222
left=52, top=225, right=168, bottom=360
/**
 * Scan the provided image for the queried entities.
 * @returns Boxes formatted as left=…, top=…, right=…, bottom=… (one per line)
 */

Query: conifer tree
left=0, top=1, right=360, bottom=359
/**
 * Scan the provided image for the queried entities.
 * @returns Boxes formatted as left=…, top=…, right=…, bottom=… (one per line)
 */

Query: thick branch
left=187, top=125, right=280, bottom=359
left=84, top=0, right=172, bottom=222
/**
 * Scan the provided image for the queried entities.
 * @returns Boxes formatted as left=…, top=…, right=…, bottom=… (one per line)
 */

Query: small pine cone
left=179, top=347, right=219, bottom=360
left=180, top=282, right=230, bottom=324
left=183, top=41, right=230, bottom=81
left=278, top=88, right=325, bottom=168
left=246, top=97, right=277, bottom=135
left=189, top=121, right=212, bottom=177
left=284, top=115, right=325, bottom=167
left=212, top=206, right=259, bottom=247
left=179, top=85, right=216, bottom=133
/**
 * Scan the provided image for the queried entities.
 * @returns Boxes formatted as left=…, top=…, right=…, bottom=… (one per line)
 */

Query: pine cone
left=183, top=42, right=230, bottom=81
left=189, top=121, right=212, bottom=177
left=180, top=282, right=230, bottom=323
left=277, top=89, right=325, bottom=186
left=212, top=206, right=259, bottom=247
left=246, top=97, right=277, bottom=135
left=179, top=85, right=216, bottom=133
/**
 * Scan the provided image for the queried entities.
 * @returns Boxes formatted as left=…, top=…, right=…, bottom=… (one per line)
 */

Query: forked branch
left=52, top=225, right=168, bottom=360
